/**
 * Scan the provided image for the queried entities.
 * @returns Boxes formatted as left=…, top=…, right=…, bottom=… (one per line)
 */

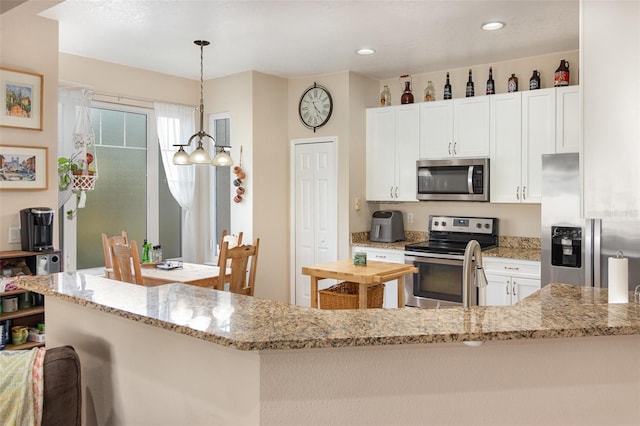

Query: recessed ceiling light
left=482, top=21, right=505, bottom=31
left=356, top=48, right=376, bottom=55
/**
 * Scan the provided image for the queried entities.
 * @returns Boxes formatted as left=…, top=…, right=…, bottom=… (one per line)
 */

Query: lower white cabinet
left=483, top=257, right=541, bottom=306
left=352, top=246, right=404, bottom=309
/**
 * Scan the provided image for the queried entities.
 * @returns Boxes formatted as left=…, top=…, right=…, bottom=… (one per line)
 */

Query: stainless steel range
left=404, top=215, right=498, bottom=308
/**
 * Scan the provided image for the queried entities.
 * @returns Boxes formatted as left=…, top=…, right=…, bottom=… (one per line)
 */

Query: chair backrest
left=217, top=238, right=259, bottom=296
left=111, top=239, right=143, bottom=285
left=101, top=231, right=128, bottom=270
left=217, top=230, right=244, bottom=268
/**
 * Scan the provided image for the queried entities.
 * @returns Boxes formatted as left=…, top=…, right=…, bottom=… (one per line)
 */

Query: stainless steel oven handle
left=467, top=166, right=474, bottom=194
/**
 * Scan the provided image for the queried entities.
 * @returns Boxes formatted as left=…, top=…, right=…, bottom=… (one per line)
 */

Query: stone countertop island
left=16, top=272, right=640, bottom=425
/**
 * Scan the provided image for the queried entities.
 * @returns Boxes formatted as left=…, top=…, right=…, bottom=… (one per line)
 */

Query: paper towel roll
left=608, top=255, right=629, bottom=303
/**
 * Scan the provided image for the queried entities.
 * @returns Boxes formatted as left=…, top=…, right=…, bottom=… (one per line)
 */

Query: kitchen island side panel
left=46, top=298, right=261, bottom=426
left=260, top=336, right=640, bottom=425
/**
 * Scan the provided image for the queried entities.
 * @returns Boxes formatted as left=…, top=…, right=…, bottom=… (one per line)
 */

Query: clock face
left=298, top=83, right=333, bottom=132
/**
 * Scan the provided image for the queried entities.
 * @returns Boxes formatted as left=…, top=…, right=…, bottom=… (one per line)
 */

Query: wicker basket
left=319, top=281, right=384, bottom=310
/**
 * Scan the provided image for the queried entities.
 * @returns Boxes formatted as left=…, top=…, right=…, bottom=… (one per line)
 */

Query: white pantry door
left=292, top=138, right=337, bottom=307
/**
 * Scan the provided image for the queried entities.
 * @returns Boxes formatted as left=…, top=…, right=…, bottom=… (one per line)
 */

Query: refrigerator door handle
left=592, top=219, right=602, bottom=288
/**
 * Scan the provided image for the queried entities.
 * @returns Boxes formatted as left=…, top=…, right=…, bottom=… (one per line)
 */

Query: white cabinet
left=366, top=104, right=419, bottom=201
left=555, top=86, right=580, bottom=153
left=351, top=246, right=404, bottom=309
left=490, top=88, right=556, bottom=204
left=582, top=1, right=640, bottom=218
left=419, top=97, right=490, bottom=159
left=482, top=257, right=541, bottom=306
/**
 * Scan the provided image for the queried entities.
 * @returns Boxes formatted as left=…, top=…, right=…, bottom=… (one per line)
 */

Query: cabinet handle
left=374, top=255, right=387, bottom=259
left=522, top=186, right=526, bottom=200
left=448, top=143, right=452, bottom=155
left=504, top=266, right=520, bottom=271
left=394, top=186, right=398, bottom=198
left=453, top=142, right=457, bottom=155
left=506, top=283, right=510, bottom=295
left=390, top=186, right=394, bottom=198
left=513, top=281, right=517, bottom=297
left=516, top=186, right=520, bottom=200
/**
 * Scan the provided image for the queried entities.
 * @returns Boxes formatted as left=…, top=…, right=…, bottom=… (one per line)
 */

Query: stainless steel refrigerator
left=541, top=153, right=640, bottom=288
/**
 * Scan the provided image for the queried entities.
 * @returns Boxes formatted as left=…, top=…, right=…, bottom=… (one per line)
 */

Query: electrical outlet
left=8, top=227, right=20, bottom=244
left=407, top=213, right=413, bottom=224
left=354, top=197, right=361, bottom=211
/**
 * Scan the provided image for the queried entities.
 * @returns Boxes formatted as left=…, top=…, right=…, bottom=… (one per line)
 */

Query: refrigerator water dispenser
left=551, top=226, right=582, bottom=268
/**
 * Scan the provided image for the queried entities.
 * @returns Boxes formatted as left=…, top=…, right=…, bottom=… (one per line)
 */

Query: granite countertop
left=17, top=272, right=640, bottom=351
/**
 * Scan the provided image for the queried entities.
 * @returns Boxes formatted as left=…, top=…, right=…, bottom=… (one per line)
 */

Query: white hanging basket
left=72, top=172, right=97, bottom=191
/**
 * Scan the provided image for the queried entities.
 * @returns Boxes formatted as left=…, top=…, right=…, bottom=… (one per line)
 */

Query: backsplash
left=351, top=232, right=541, bottom=250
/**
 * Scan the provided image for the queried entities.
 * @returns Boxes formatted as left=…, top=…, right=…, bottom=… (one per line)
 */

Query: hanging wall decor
left=232, top=146, right=246, bottom=203
left=0, top=68, right=43, bottom=130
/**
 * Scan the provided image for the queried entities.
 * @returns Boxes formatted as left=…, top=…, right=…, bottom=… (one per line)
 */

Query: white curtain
left=57, top=88, right=93, bottom=208
left=154, top=102, right=197, bottom=262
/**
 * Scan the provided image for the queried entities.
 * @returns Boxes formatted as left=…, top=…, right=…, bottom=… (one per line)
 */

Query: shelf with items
left=1, top=250, right=51, bottom=351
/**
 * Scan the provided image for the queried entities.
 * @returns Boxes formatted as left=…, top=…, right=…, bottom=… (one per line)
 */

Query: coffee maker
left=20, top=207, right=54, bottom=252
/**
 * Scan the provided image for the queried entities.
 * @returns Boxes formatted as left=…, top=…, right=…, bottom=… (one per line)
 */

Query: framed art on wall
left=1, top=67, right=43, bottom=130
left=0, top=145, right=48, bottom=190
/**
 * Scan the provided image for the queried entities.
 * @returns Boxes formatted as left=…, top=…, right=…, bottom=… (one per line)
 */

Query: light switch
left=354, top=198, right=361, bottom=211
left=407, top=213, right=414, bottom=224
left=8, top=227, right=20, bottom=244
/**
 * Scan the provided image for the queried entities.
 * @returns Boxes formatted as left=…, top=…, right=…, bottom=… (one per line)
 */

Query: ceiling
left=38, top=0, right=580, bottom=81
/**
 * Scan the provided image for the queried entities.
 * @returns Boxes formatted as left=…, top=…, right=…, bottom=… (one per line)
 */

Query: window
left=67, top=103, right=181, bottom=269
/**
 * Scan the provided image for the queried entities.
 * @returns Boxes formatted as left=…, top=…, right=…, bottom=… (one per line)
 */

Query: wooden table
left=302, top=259, right=417, bottom=309
left=140, top=262, right=229, bottom=288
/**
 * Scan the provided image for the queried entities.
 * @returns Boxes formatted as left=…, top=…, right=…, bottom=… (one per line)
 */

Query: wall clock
left=298, top=82, right=333, bottom=132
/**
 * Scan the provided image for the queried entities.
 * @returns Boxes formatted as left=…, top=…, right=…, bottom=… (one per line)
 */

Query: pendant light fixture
left=173, top=40, right=233, bottom=166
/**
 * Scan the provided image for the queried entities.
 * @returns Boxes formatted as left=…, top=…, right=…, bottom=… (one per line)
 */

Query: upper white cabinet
left=366, top=104, right=419, bottom=201
left=419, top=97, right=490, bottom=159
left=582, top=1, right=640, bottom=218
left=490, top=88, right=557, bottom=204
left=555, top=86, right=580, bottom=153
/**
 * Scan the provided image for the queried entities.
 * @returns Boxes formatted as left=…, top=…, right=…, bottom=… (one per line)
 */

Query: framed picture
left=1, top=67, right=43, bottom=130
left=0, top=145, right=48, bottom=190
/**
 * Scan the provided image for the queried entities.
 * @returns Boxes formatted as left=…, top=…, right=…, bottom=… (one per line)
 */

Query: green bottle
left=142, top=239, right=152, bottom=263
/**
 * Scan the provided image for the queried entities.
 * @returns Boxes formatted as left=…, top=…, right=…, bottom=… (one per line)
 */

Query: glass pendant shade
left=173, top=146, right=191, bottom=165
left=212, top=150, right=233, bottom=166
left=189, top=141, right=211, bottom=164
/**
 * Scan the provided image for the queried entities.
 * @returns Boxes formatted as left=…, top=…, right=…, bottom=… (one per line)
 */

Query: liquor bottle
left=424, top=80, right=435, bottom=101
left=443, top=72, right=452, bottom=100
left=554, top=59, right=570, bottom=87
left=507, top=74, right=518, bottom=92
left=380, top=85, right=391, bottom=106
left=465, top=69, right=474, bottom=97
left=400, top=81, right=414, bottom=104
left=486, top=67, right=495, bottom=95
left=529, top=70, right=541, bottom=90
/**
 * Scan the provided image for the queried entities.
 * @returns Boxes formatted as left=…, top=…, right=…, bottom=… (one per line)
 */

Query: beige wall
left=252, top=71, right=289, bottom=301
left=0, top=3, right=60, bottom=252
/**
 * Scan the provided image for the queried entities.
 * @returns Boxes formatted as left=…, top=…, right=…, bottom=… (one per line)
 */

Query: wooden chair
left=101, top=231, right=128, bottom=279
left=217, top=230, right=243, bottom=268
left=111, top=239, right=143, bottom=285
left=216, top=238, right=260, bottom=296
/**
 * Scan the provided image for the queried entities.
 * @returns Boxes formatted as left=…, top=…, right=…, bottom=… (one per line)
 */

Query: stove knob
left=441, top=221, right=447, bottom=227
left=484, top=223, right=490, bottom=229
left=476, top=223, right=482, bottom=229
left=434, top=221, right=439, bottom=227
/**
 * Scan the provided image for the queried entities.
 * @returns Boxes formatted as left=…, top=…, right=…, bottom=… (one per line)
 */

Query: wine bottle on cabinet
left=529, top=70, right=541, bottom=90
left=424, top=80, right=435, bottom=101
left=554, top=59, right=570, bottom=87
left=486, top=67, right=495, bottom=95
left=507, top=74, right=518, bottom=92
left=443, top=72, right=452, bottom=100
left=465, top=69, right=474, bottom=97
left=380, top=85, right=391, bottom=106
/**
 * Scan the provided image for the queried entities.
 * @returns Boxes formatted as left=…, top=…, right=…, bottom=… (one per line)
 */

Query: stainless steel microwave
left=416, top=158, right=489, bottom=201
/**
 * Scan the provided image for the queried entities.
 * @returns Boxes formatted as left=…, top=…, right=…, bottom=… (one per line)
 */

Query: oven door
left=404, top=253, right=465, bottom=308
